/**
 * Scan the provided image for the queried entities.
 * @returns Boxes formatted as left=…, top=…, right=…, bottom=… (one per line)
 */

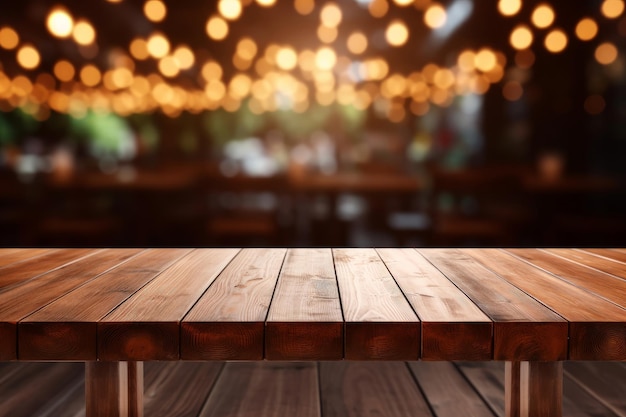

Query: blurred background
left=0, top=0, right=625, bottom=247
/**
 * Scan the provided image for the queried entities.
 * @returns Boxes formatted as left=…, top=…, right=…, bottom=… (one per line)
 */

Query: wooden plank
left=417, top=249, right=567, bottom=361
left=86, top=361, right=136, bottom=417
left=19, top=249, right=191, bottom=360
left=408, top=362, right=495, bottom=417
left=181, top=248, right=286, bottom=360
left=457, top=361, right=507, bottom=416
left=467, top=249, right=626, bottom=360
left=549, top=248, right=626, bottom=280
left=0, top=249, right=142, bottom=361
left=505, top=362, right=521, bottom=417
left=520, top=362, right=562, bottom=417
left=265, top=248, right=343, bottom=360
left=565, top=362, right=626, bottom=417
left=198, top=362, right=320, bottom=417
left=581, top=248, right=626, bottom=264
left=377, top=248, right=492, bottom=360
left=320, top=362, right=433, bottom=417
left=508, top=249, right=626, bottom=309
left=143, top=362, right=223, bottom=417
left=0, top=249, right=97, bottom=292
left=98, top=249, right=239, bottom=361
left=0, top=249, right=55, bottom=268
left=333, top=249, right=419, bottom=360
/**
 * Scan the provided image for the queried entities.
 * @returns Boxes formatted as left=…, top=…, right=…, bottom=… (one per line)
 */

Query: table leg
left=520, top=361, right=562, bottom=417
left=505, top=361, right=521, bottom=417
left=86, top=361, right=144, bottom=417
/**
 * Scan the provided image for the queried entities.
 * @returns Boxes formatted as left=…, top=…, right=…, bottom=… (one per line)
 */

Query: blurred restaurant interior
left=1, top=0, right=626, bottom=247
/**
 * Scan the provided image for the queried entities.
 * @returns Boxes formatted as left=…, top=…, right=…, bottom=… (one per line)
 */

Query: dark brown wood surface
left=181, top=248, right=286, bottom=360
left=265, top=249, right=343, bottom=360
left=19, top=249, right=191, bottom=360
left=0, top=249, right=142, bottom=361
left=417, top=249, right=568, bottom=361
left=333, top=249, right=419, bottom=360
left=466, top=249, right=626, bottom=360
left=98, top=249, right=239, bottom=360
left=520, top=362, right=563, bottom=417
left=377, top=248, right=492, bottom=360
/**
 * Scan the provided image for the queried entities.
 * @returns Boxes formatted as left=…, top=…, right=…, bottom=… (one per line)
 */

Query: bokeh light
left=386, top=20, right=409, bottom=47
left=147, top=33, right=170, bottom=58
left=575, top=18, right=598, bottom=41
left=206, top=16, right=229, bottom=40
left=276, top=46, right=298, bottom=70
left=510, top=25, right=533, bottom=50
left=531, top=4, right=555, bottom=29
left=72, top=20, right=96, bottom=45
left=595, top=42, right=618, bottom=65
left=218, top=0, right=243, bottom=20
left=46, top=8, right=74, bottom=38
left=294, top=0, right=315, bottom=15
left=601, top=0, right=625, bottom=19
left=16, top=45, right=41, bottom=70
left=144, top=0, right=167, bottom=22
left=0, top=27, right=19, bottom=50
left=424, top=3, right=447, bottom=29
left=80, top=64, right=102, bottom=86
left=53, top=60, right=76, bottom=82
left=544, top=29, right=567, bottom=53
left=315, top=47, right=337, bottom=70
left=347, top=32, right=368, bottom=55
left=498, top=0, right=522, bottom=16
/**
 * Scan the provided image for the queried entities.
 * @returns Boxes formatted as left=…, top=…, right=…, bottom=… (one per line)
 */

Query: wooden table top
left=0, top=248, right=625, bottom=363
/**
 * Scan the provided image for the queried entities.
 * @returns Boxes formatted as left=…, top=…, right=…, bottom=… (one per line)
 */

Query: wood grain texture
left=508, top=249, right=626, bottom=309
left=418, top=249, right=567, bottom=361
left=333, top=249, right=419, bottom=360
left=565, top=362, right=626, bottom=417
left=505, top=362, right=521, bottom=417
left=19, top=249, right=190, bottom=361
left=198, top=362, right=320, bottom=417
left=548, top=248, right=626, bottom=280
left=265, top=249, right=343, bottom=360
left=0, top=249, right=56, bottom=269
left=582, top=248, right=626, bottom=264
left=127, top=362, right=143, bottom=417
left=467, top=249, right=626, bottom=360
left=0, top=249, right=142, bottom=361
left=181, top=248, right=286, bottom=360
left=377, top=248, right=492, bottom=360
left=320, top=362, right=433, bottom=417
left=0, top=249, right=96, bottom=292
left=520, top=362, right=562, bottom=417
left=98, top=249, right=239, bottom=360
left=85, top=361, right=129, bottom=417
left=408, top=362, right=495, bottom=417
left=143, top=362, right=222, bottom=417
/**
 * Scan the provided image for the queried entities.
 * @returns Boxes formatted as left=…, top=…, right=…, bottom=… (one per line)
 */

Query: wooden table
left=1, top=248, right=625, bottom=417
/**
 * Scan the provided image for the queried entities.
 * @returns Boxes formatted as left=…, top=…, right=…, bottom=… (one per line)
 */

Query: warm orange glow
left=544, top=29, right=567, bottom=53
left=294, top=0, right=315, bottom=15
left=80, top=64, right=102, bottom=87
left=602, top=0, right=625, bottom=18
left=347, top=32, right=368, bottom=55
left=474, top=48, right=497, bottom=72
left=410, top=100, right=430, bottom=116
left=458, top=50, right=476, bottom=72
left=72, top=20, right=96, bottom=45
left=433, top=69, right=455, bottom=89
left=515, top=49, right=535, bottom=68
left=54, top=60, right=75, bottom=82
left=595, top=42, right=618, bottom=65
left=218, top=0, right=243, bottom=20
left=503, top=81, right=523, bottom=101
left=173, top=46, right=195, bottom=69
left=256, top=0, right=277, bottom=7
left=144, top=0, right=167, bottom=22
left=202, top=61, right=223, bottom=80
left=575, top=18, right=598, bottom=41
left=498, top=0, right=522, bottom=16
left=206, top=16, right=229, bottom=40
left=0, top=27, right=19, bottom=50
left=159, top=56, right=180, bottom=77
left=276, top=47, right=298, bottom=70
left=111, top=68, right=133, bottom=89
left=147, top=33, right=170, bottom=58
left=531, top=4, right=555, bottom=29
left=424, top=4, right=447, bottom=29
left=130, top=38, right=150, bottom=60
left=320, top=3, right=342, bottom=27
left=317, top=25, right=338, bottom=43
left=386, top=20, right=409, bottom=47
left=315, top=47, right=337, bottom=70
left=369, top=0, right=389, bottom=18
left=510, top=25, right=533, bottom=50
left=46, top=8, right=74, bottom=38
left=17, top=45, right=40, bottom=70
left=237, top=37, right=258, bottom=60
left=205, top=80, right=226, bottom=101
